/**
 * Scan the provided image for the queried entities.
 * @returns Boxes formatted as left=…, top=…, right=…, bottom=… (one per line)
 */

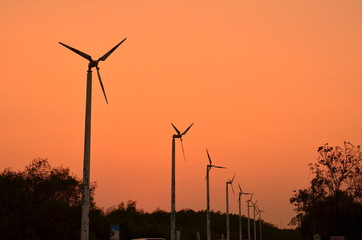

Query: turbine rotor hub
left=88, top=60, right=99, bottom=69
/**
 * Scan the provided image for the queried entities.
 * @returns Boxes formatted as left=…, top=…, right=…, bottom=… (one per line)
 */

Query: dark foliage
left=1, top=158, right=302, bottom=240
left=290, top=142, right=362, bottom=239
left=0, top=158, right=95, bottom=240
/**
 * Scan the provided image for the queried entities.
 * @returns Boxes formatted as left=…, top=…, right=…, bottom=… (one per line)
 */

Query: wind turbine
left=226, top=174, right=235, bottom=240
left=59, top=38, right=126, bottom=240
left=206, top=149, right=226, bottom=240
left=252, top=200, right=259, bottom=240
left=170, top=123, right=194, bottom=240
left=246, top=193, right=253, bottom=240
left=255, top=204, right=265, bottom=240
left=238, top=184, right=251, bottom=240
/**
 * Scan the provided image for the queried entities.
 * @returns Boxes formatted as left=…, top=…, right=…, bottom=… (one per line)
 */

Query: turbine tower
left=246, top=193, right=253, bottom=240
left=256, top=204, right=265, bottom=240
left=206, top=149, right=226, bottom=240
left=170, top=123, right=193, bottom=240
left=59, top=38, right=126, bottom=240
left=238, top=184, right=251, bottom=240
left=226, top=174, right=235, bottom=240
left=252, top=200, right=258, bottom=240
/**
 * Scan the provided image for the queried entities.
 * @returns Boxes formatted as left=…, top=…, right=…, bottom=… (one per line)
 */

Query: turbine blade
left=171, top=123, right=181, bottom=135
left=99, top=38, right=127, bottom=61
left=180, top=137, right=186, bottom=161
left=96, top=67, right=109, bottom=104
left=231, top=173, right=236, bottom=183
left=181, top=123, right=194, bottom=135
left=238, top=183, right=242, bottom=193
left=213, top=165, right=226, bottom=169
left=59, top=42, right=93, bottom=61
left=206, top=149, right=212, bottom=165
left=231, top=182, right=235, bottom=196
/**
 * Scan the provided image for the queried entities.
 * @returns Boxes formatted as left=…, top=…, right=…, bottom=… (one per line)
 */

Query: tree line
left=0, top=158, right=301, bottom=240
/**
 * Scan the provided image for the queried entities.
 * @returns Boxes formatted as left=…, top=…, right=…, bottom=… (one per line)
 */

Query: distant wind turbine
left=226, top=174, right=235, bottom=240
left=59, top=38, right=126, bottom=240
left=256, top=204, right=265, bottom=240
left=252, top=200, right=259, bottom=240
left=246, top=193, right=253, bottom=240
left=206, top=149, right=226, bottom=240
left=237, top=184, right=251, bottom=240
left=170, top=123, right=194, bottom=240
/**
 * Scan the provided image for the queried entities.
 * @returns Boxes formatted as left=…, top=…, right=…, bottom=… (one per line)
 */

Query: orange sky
left=1, top=0, right=362, bottom=229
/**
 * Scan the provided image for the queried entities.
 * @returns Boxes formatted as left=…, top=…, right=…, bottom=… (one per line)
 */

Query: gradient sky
left=1, top=0, right=362, bottom=229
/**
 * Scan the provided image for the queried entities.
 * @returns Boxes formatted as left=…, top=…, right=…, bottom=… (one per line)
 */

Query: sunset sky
left=1, top=0, right=362, bottom=229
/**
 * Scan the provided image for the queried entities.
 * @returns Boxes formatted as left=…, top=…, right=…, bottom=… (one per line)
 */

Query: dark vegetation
left=290, top=142, right=362, bottom=240
left=0, top=158, right=302, bottom=240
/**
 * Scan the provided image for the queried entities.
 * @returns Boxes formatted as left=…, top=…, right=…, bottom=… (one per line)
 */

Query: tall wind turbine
left=206, top=149, right=226, bottom=240
left=238, top=184, right=251, bottom=240
left=226, top=174, right=235, bottom=240
left=170, top=123, right=194, bottom=240
left=59, top=38, right=126, bottom=240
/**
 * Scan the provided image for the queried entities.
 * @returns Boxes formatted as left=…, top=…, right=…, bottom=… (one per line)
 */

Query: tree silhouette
left=0, top=158, right=96, bottom=240
left=290, top=142, right=362, bottom=239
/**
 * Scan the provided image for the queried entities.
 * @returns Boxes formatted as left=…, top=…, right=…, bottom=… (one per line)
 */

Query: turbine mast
left=81, top=68, right=92, bottom=240
left=206, top=165, right=211, bottom=240
left=171, top=136, right=176, bottom=240
left=226, top=181, right=230, bottom=240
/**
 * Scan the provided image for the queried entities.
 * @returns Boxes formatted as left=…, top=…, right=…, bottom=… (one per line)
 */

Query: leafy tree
left=0, top=158, right=96, bottom=240
left=311, top=142, right=362, bottom=198
left=290, top=142, right=362, bottom=239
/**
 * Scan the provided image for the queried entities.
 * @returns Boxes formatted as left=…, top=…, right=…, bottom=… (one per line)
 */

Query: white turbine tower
left=237, top=184, right=251, bottom=240
left=170, top=123, right=194, bottom=240
left=59, top=38, right=126, bottom=240
left=226, top=174, right=235, bottom=240
left=206, top=149, right=226, bottom=240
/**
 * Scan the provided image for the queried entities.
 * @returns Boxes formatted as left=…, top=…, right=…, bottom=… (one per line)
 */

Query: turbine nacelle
left=227, top=173, right=236, bottom=184
left=205, top=149, right=226, bottom=179
left=249, top=192, right=254, bottom=201
left=227, top=173, right=236, bottom=195
left=238, top=183, right=252, bottom=200
left=206, top=149, right=226, bottom=170
left=254, top=202, right=261, bottom=214
left=246, top=200, right=254, bottom=208
left=88, top=60, right=99, bottom=69
left=171, top=123, right=194, bottom=138
left=171, top=123, right=193, bottom=161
